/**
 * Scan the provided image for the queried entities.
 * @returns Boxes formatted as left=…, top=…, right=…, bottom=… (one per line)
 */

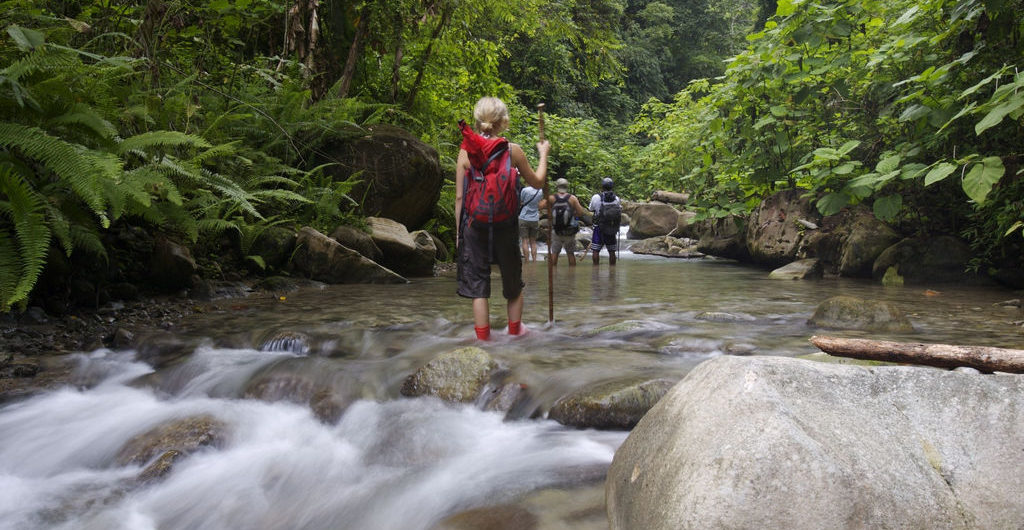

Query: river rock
left=768, top=258, right=822, bottom=280
left=319, top=124, right=443, bottom=229
left=115, top=414, right=227, bottom=467
left=548, top=377, right=675, bottom=430
left=837, top=210, right=901, bottom=277
left=150, top=236, right=197, bottom=290
left=606, top=355, right=1024, bottom=529
left=291, top=226, right=407, bottom=284
left=627, top=203, right=680, bottom=239
left=669, top=210, right=699, bottom=239
left=694, top=215, right=749, bottom=261
left=400, top=347, right=499, bottom=403
left=808, top=295, right=913, bottom=332
left=745, top=189, right=820, bottom=267
left=629, top=236, right=703, bottom=258
left=250, top=226, right=297, bottom=272
left=330, top=225, right=383, bottom=263
left=872, top=235, right=977, bottom=284
left=367, top=217, right=435, bottom=277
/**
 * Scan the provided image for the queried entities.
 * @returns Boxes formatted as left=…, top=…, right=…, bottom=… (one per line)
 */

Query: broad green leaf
left=876, top=155, right=901, bottom=174
left=963, top=157, right=1005, bottom=204
left=873, top=194, right=902, bottom=221
left=817, top=192, right=849, bottom=216
left=899, top=104, right=931, bottom=122
left=813, top=147, right=840, bottom=161
left=924, top=163, right=957, bottom=186
left=776, top=0, right=797, bottom=17
left=7, top=25, right=45, bottom=51
left=838, top=140, right=861, bottom=155
left=893, top=6, right=920, bottom=25
left=832, top=162, right=856, bottom=175
left=959, top=68, right=1007, bottom=99
left=975, top=95, right=1024, bottom=135
left=769, top=105, right=788, bottom=117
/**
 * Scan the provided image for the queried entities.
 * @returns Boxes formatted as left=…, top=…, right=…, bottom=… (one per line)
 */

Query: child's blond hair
left=473, top=97, right=509, bottom=136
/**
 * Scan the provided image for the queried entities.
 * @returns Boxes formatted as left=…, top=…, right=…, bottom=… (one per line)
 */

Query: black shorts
left=457, top=219, right=524, bottom=300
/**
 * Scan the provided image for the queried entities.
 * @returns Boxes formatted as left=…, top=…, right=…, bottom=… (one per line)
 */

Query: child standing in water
left=455, top=97, right=549, bottom=340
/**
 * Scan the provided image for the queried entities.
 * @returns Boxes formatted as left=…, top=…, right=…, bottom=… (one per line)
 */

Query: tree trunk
left=338, top=9, right=370, bottom=99
left=404, top=4, right=452, bottom=109
left=809, top=335, right=1024, bottom=374
left=650, top=191, right=690, bottom=205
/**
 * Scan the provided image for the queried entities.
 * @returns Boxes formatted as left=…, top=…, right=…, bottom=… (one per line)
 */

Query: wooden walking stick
left=538, top=103, right=553, bottom=323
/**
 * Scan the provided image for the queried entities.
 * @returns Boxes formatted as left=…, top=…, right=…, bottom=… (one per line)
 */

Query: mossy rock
left=807, top=295, right=913, bottom=332
left=400, top=347, right=498, bottom=403
left=549, top=377, right=676, bottom=430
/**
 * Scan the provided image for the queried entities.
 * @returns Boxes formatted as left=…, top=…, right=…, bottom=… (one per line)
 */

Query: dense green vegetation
left=0, top=0, right=1020, bottom=312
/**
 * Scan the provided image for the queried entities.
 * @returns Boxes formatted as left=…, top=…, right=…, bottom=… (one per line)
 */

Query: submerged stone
left=400, top=347, right=498, bottom=403
left=549, top=377, right=676, bottom=430
left=807, top=295, right=913, bottom=332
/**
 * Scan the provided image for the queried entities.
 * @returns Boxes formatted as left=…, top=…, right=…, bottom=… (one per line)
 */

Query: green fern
left=0, top=121, right=118, bottom=227
left=117, top=130, right=212, bottom=156
left=0, top=166, right=51, bottom=310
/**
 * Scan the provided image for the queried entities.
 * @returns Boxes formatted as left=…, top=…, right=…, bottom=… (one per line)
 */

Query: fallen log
left=650, top=190, right=689, bottom=205
left=810, top=335, right=1024, bottom=374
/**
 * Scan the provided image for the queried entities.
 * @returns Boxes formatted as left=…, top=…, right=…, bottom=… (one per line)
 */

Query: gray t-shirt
left=519, top=186, right=544, bottom=222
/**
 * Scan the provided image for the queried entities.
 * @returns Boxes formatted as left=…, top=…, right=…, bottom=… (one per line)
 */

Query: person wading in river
left=542, top=178, right=589, bottom=266
left=518, top=184, right=544, bottom=262
left=589, top=177, right=622, bottom=266
left=456, top=97, right=549, bottom=340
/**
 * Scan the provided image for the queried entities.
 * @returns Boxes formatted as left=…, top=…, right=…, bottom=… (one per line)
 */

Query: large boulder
left=317, top=124, right=442, bottom=229
left=694, top=215, right=749, bottom=261
left=400, top=347, right=499, bottom=403
left=769, top=258, right=822, bottom=280
left=627, top=203, right=680, bottom=239
left=150, top=236, right=196, bottom=289
left=807, top=295, right=913, bottom=332
left=116, top=414, right=227, bottom=467
left=330, top=225, right=383, bottom=263
left=250, top=226, right=297, bottom=272
left=745, top=189, right=820, bottom=267
left=367, top=217, right=434, bottom=277
left=291, top=227, right=406, bottom=284
left=797, top=206, right=900, bottom=277
left=872, top=236, right=978, bottom=284
left=607, top=356, right=1024, bottom=529
left=548, top=377, right=675, bottom=430
left=669, top=210, right=699, bottom=239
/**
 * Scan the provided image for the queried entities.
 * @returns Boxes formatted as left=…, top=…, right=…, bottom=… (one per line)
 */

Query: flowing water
left=2, top=234, right=1022, bottom=530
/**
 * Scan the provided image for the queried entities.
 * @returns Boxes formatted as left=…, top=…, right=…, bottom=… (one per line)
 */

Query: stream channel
left=2, top=234, right=1022, bottom=530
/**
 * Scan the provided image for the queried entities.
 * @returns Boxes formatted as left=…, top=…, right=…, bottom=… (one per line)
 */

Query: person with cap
left=588, top=177, right=622, bottom=266
left=542, top=178, right=589, bottom=266
left=518, top=184, right=544, bottom=261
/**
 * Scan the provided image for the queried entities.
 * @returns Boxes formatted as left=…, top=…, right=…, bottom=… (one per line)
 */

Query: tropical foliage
left=629, top=0, right=1023, bottom=268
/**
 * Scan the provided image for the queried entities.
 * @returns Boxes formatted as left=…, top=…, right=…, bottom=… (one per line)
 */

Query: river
left=1, top=237, right=1021, bottom=530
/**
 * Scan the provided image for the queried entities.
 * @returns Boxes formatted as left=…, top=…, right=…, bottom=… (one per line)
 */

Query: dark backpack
left=597, top=191, right=621, bottom=237
left=552, top=194, right=578, bottom=236
left=460, top=121, right=520, bottom=225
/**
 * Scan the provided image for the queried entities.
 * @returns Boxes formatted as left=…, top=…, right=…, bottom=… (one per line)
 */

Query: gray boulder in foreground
left=606, top=356, right=1024, bottom=529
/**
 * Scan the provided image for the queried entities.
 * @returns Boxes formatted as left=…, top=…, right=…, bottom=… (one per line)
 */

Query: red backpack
left=459, top=120, right=520, bottom=225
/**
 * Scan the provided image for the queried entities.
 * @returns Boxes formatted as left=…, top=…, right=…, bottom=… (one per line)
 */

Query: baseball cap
left=556, top=178, right=569, bottom=191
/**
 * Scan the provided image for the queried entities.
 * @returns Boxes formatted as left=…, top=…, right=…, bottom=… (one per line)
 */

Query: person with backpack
left=589, top=177, right=622, bottom=266
left=518, top=185, right=544, bottom=262
left=455, top=97, right=549, bottom=340
left=542, top=178, right=589, bottom=266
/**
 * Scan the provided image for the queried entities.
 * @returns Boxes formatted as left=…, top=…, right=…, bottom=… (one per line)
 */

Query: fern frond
left=1, top=46, right=79, bottom=84
left=244, top=175, right=301, bottom=189
left=0, top=166, right=51, bottom=310
left=46, top=103, right=117, bottom=140
left=0, top=121, right=116, bottom=226
left=155, top=202, right=198, bottom=242
left=196, top=217, right=238, bottom=236
left=191, top=140, right=241, bottom=165
left=69, top=223, right=107, bottom=261
left=45, top=203, right=72, bottom=256
left=117, top=131, right=212, bottom=155
left=0, top=231, right=18, bottom=312
left=252, top=189, right=311, bottom=203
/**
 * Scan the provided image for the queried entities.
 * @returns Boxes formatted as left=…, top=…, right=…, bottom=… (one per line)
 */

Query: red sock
left=507, top=320, right=521, bottom=335
left=474, top=326, right=491, bottom=340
